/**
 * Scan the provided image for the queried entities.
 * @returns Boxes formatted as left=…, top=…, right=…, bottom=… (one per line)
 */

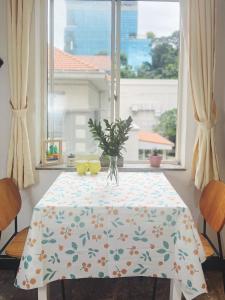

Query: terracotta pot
left=149, top=155, right=162, bottom=168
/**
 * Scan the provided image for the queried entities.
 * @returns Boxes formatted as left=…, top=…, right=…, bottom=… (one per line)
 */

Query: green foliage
left=137, top=30, right=180, bottom=79
left=120, top=53, right=136, bottom=78
left=146, top=31, right=156, bottom=40
left=153, top=109, right=177, bottom=144
left=88, top=116, right=133, bottom=157
left=120, top=53, right=128, bottom=66
left=152, top=149, right=160, bottom=156
left=120, top=65, right=136, bottom=78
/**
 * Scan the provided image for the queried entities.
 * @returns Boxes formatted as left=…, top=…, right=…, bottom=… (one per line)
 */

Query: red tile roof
left=53, top=48, right=110, bottom=72
left=138, top=131, right=174, bottom=146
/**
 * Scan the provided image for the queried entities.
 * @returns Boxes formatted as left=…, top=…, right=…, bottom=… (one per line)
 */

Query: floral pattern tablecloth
left=16, top=172, right=207, bottom=299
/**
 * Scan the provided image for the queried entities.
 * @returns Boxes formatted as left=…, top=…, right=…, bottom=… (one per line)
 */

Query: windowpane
left=120, top=1, right=180, bottom=162
left=47, top=0, right=180, bottom=165
left=48, top=0, right=111, bottom=156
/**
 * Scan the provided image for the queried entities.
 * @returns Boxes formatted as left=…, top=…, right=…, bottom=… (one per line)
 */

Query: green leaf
left=43, top=273, right=50, bottom=281
left=141, top=237, right=148, bottom=242
left=72, top=242, right=78, bottom=250
left=27, top=255, right=32, bottom=262
left=140, top=268, right=148, bottom=275
left=66, top=250, right=75, bottom=255
left=187, top=280, right=192, bottom=288
left=72, top=255, right=78, bottom=262
left=24, top=261, right=29, bottom=269
left=133, top=268, right=141, bottom=273
left=157, top=249, right=166, bottom=254
left=164, top=254, right=170, bottom=261
left=163, top=241, right=169, bottom=249
left=49, top=271, right=56, bottom=280
left=98, top=272, right=105, bottom=278
left=114, top=254, right=120, bottom=261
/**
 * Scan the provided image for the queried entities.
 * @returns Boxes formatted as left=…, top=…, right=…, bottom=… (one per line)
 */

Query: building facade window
left=47, top=0, right=180, bottom=165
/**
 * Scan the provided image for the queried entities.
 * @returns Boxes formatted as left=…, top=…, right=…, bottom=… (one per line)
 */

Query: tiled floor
left=0, top=270, right=224, bottom=300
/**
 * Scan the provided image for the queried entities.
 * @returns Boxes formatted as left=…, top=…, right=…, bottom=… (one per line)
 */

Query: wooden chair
left=0, top=178, right=66, bottom=299
left=0, top=178, right=28, bottom=269
left=199, top=180, right=225, bottom=292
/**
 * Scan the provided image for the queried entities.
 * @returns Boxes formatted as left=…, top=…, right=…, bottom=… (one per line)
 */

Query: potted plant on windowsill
left=88, top=116, right=133, bottom=186
left=149, top=149, right=162, bottom=168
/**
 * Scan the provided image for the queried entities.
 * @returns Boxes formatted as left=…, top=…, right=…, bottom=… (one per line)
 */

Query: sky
left=54, top=1, right=180, bottom=49
left=138, top=2, right=180, bottom=37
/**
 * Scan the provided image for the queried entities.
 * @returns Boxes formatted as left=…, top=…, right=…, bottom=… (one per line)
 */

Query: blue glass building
left=64, top=0, right=151, bottom=70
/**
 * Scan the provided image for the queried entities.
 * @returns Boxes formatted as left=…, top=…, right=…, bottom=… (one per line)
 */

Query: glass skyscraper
left=64, top=0, right=151, bottom=70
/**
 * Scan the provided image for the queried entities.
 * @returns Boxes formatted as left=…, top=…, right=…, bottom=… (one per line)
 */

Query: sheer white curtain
left=180, top=0, right=219, bottom=190
left=7, top=0, right=34, bottom=188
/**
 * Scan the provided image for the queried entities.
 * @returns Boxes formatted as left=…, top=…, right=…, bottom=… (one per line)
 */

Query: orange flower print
left=98, top=257, right=107, bottom=266
left=91, top=214, right=104, bottom=229
left=81, top=262, right=92, bottom=272
left=182, top=214, right=193, bottom=230
left=183, top=236, right=192, bottom=243
left=60, top=226, right=72, bottom=239
left=27, top=238, right=37, bottom=247
left=112, top=266, right=127, bottom=277
left=92, top=234, right=102, bottom=242
left=35, top=268, right=41, bottom=274
left=149, top=244, right=155, bottom=249
left=186, top=264, right=198, bottom=275
left=152, top=225, right=163, bottom=238
left=125, top=218, right=136, bottom=225
left=106, top=207, right=118, bottom=215
left=193, top=248, right=199, bottom=256
left=38, top=250, right=47, bottom=262
left=173, top=262, right=181, bottom=273
left=33, top=220, right=44, bottom=229
left=58, top=245, right=64, bottom=251
left=43, top=206, right=56, bottom=219
left=22, top=278, right=36, bottom=289
left=128, top=246, right=139, bottom=255
left=118, top=233, right=128, bottom=242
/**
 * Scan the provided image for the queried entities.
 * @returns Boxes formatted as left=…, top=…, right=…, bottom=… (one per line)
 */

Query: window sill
left=36, top=163, right=186, bottom=172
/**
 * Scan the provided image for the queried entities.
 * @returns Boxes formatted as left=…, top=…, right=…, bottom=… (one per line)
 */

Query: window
left=47, top=0, right=180, bottom=164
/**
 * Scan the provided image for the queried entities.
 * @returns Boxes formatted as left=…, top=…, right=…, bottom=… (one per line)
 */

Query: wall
left=0, top=0, right=225, bottom=248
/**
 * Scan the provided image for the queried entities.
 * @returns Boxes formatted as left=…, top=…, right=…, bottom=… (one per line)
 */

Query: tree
left=146, top=31, right=156, bottom=40
left=120, top=53, right=137, bottom=78
left=137, top=31, right=180, bottom=79
left=120, top=65, right=137, bottom=78
left=153, top=109, right=177, bottom=144
left=120, top=53, right=128, bottom=66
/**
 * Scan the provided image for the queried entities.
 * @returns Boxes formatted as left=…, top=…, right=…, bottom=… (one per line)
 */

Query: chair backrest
left=200, top=180, right=225, bottom=232
left=0, top=178, right=21, bottom=231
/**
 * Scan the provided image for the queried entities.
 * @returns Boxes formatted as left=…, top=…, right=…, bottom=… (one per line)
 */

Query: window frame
left=42, top=0, right=183, bottom=167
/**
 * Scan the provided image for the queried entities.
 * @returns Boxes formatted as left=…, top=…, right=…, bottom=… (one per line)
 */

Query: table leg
left=38, top=286, right=48, bottom=300
left=170, top=279, right=182, bottom=300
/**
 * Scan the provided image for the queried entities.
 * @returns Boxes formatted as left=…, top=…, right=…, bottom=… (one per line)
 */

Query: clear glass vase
left=107, top=156, right=119, bottom=186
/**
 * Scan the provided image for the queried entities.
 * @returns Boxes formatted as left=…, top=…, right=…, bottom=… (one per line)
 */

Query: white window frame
left=39, top=0, right=184, bottom=167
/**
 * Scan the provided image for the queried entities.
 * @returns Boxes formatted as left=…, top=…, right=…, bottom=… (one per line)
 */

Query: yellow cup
left=76, top=160, right=89, bottom=175
left=89, top=160, right=101, bottom=175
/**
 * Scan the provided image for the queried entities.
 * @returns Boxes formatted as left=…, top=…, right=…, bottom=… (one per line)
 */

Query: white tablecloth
left=16, top=172, right=207, bottom=299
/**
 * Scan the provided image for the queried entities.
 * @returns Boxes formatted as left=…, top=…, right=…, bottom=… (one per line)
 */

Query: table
left=16, top=172, right=207, bottom=300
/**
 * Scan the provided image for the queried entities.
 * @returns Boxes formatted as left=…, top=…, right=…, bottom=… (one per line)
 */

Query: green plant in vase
left=88, top=116, right=133, bottom=186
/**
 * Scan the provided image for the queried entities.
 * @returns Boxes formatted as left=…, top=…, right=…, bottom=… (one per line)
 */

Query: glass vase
left=107, top=156, right=119, bottom=186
